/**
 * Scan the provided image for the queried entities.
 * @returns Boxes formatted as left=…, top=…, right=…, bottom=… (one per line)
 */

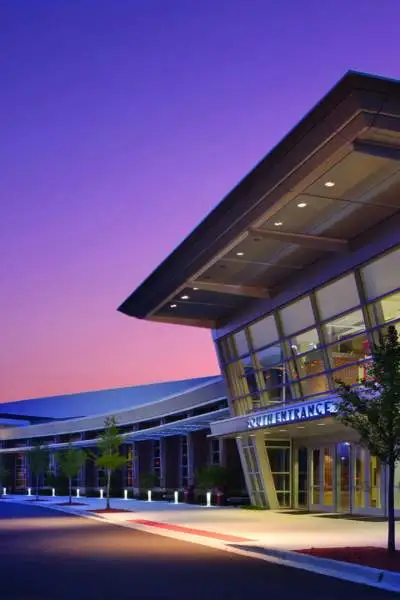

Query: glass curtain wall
left=218, top=245, right=400, bottom=416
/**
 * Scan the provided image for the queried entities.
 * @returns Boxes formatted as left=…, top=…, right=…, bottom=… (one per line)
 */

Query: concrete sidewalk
left=3, top=493, right=398, bottom=551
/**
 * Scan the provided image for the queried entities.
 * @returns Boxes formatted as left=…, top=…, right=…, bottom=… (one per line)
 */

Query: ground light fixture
left=180, top=295, right=190, bottom=300
left=76, top=488, right=80, bottom=498
left=124, top=489, right=128, bottom=500
left=236, top=251, right=244, bottom=256
left=324, top=180, right=335, bottom=188
left=170, top=303, right=177, bottom=309
left=297, top=202, right=307, bottom=208
left=147, top=490, right=152, bottom=502
left=274, top=221, right=283, bottom=227
left=27, top=487, right=32, bottom=496
left=99, top=488, right=104, bottom=499
left=52, top=488, right=56, bottom=497
left=174, top=490, right=179, bottom=504
left=193, top=287, right=198, bottom=290
left=2, top=487, right=6, bottom=496
left=206, top=491, right=212, bottom=507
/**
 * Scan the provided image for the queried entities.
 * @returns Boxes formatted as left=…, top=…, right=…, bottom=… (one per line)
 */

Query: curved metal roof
left=0, top=376, right=221, bottom=420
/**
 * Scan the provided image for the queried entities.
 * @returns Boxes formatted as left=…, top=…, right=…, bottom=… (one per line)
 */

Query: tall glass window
left=180, top=436, right=189, bottom=488
left=234, top=329, right=249, bottom=357
left=152, top=440, right=162, bottom=486
left=210, top=439, right=221, bottom=465
left=280, top=296, right=315, bottom=336
left=369, top=290, right=400, bottom=327
left=362, top=247, right=400, bottom=300
left=316, top=273, right=360, bottom=321
left=265, top=440, right=291, bottom=507
left=249, top=314, right=279, bottom=350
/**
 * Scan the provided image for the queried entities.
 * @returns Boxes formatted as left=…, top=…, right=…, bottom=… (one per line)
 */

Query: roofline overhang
left=118, top=71, right=400, bottom=326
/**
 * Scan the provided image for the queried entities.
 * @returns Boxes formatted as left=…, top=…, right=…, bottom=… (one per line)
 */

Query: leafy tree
left=139, top=472, right=159, bottom=491
left=28, top=444, right=49, bottom=501
left=196, top=465, right=229, bottom=492
left=96, top=417, right=127, bottom=509
left=57, top=445, right=86, bottom=504
left=0, top=456, right=9, bottom=491
left=335, top=324, right=400, bottom=553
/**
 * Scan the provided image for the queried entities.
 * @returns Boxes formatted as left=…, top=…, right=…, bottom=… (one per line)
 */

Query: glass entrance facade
left=215, top=244, right=400, bottom=515
left=291, top=441, right=384, bottom=514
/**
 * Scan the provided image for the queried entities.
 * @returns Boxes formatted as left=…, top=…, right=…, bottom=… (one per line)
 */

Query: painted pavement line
left=4, top=498, right=400, bottom=593
left=129, top=518, right=252, bottom=543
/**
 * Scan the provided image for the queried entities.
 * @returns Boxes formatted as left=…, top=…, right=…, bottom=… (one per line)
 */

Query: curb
left=3, top=498, right=400, bottom=592
left=228, top=544, right=400, bottom=593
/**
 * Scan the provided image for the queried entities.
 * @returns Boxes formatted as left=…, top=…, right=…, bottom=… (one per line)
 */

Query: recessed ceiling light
left=170, top=304, right=177, bottom=308
left=317, top=423, right=326, bottom=427
left=236, top=251, right=244, bottom=256
left=297, top=426, right=305, bottom=430
left=274, top=221, right=283, bottom=227
left=324, top=181, right=335, bottom=188
left=297, top=202, right=307, bottom=208
left=279, top=429, right=288, bottom=432
left=180, top=295, right=190, bottom=300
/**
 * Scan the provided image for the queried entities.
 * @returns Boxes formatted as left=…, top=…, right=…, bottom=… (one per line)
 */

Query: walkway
left=3, top=494, right=398, bottom=551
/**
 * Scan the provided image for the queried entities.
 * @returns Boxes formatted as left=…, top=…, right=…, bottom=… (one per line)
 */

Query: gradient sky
left=1, top=0, right=400, bottom=403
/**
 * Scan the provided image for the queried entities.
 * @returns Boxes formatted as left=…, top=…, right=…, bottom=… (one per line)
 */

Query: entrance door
left=297, top=447, right=308, bottom=508
left=337, top=442, right=351, bottom=513
left=310, top=446, right=335, bottom=510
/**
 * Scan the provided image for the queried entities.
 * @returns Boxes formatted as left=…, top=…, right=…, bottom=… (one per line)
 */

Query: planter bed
left=297, top=546, right=400, bottom=573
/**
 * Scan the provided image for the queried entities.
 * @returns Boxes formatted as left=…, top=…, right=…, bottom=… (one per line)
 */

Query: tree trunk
left=69, top=478, right=72, bottom=505
left=388, top=456, right=396, bottom=553
left=106, top=470, right=111, bottom=510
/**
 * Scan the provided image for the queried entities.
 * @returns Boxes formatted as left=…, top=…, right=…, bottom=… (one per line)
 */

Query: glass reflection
left=370, top=291, right=400, bottom=326
left=324, top=309, right=365, bottom=344
left=326, top=333, right=370, bottom=370
left=254, top=343, right=283, bottom=369
left=296, top=350, right=325, bottom=378
left=290, top=328, right=320, bottom=355
left=301, top=375, right=329, bottom=397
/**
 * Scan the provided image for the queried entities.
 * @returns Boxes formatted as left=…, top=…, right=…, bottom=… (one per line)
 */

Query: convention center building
left=119, top=72, right=400, bottom=515
left=0, top=377, right=244, bottom=500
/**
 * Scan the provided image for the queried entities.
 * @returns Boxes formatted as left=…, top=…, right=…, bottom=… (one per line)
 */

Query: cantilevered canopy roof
left=119, top=71, right=400, bottom=328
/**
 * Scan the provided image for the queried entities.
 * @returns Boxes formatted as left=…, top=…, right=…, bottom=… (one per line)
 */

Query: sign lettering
left=247, top=399, right=338, bottom=431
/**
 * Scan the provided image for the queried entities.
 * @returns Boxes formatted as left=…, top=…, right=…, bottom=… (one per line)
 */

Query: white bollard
left=76, top=488, right=80, bottom=498
left=100, top=488, right=104, bottom=499
left=147, top=490, right=152, bottom=502
left=27, top=487, right=32, bottom=496
left=124, top=489, right=128, bottom=500
left=174, top=490, right=178, bottom=504
left=2, top=487, right=6, bottom=496
left=206, top=491, right=212, bottom=507
left=52, top=488, right=56, bottom=497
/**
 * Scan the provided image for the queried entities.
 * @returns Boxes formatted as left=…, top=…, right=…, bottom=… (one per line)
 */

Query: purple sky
left=1, top=1, right=400, bottom=403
